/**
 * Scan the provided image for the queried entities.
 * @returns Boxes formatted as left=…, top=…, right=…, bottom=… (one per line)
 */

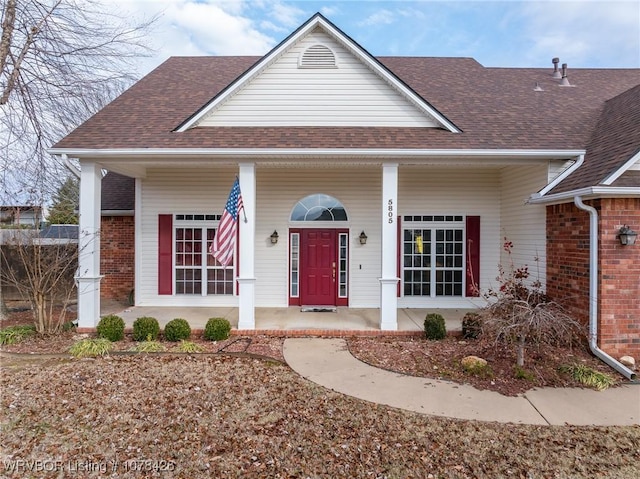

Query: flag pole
left=237, top=176, right=248, bottom=223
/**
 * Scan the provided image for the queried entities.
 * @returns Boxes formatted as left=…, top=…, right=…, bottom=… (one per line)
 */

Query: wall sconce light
left=359, top=231, right=368, bottom=245
left=617, top=225, right=637, bottom=246
left=270, top=230, right=279, bottom=244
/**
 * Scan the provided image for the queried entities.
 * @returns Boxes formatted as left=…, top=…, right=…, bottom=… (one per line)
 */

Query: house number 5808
left=387, top=199, right=394, bottom=223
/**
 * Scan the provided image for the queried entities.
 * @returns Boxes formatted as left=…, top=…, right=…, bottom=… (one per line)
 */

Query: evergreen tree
left=47, top=177, right=79, bottom=224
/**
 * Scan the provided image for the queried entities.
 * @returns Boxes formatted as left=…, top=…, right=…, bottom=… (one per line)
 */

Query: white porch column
left=380, top=163, right=399, bottom=330
left=237, top=163, right=256, bottom=329
left=77, top=161, right=102, bottom=328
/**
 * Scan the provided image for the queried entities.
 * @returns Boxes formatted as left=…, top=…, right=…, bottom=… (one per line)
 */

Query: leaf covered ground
left=1, top=354, right=639, bottom=479
left=2, top=308, right=639, bottom=478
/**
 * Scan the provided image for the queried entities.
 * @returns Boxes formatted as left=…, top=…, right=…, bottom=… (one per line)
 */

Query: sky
left=113, top=0, right=640, bottom=76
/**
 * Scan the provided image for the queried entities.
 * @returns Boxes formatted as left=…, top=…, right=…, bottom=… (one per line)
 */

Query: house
left=50, top=14, right=639, bottom=365
left=0, top=205, right=43, bottom=227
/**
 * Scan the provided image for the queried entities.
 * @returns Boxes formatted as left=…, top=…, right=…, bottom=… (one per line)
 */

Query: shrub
left=559, top=364, right=616, bottom=391
left=0, top=325, right=36, bottom=345
left=96, top=315, right=125, bottom=342
left=462, top=312, right=482, bottom=340
left=164, top=318, right=191, bottom=342
left=479, top=240, right=586, bottom=367
left=62, top=319, right=78, bottom=332
left=424, top=313, right=446, bottom=340
left=129, top=339, right=166, bottom=353
left=133, top=316, right=160, bottom=341
left=69, top=338, right=114, bottom=358
left=204, top=317, right=231, bottom=341
left=174, top=340, right=203, bottom=353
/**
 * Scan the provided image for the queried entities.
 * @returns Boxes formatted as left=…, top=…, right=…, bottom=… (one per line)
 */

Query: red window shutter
left=158, top=214, right=173, bottom=295
left=466, top=216, right=480, bottom=297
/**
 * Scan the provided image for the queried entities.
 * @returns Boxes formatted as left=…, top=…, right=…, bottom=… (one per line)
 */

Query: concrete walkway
left=283, top=338, right=640, bottom=426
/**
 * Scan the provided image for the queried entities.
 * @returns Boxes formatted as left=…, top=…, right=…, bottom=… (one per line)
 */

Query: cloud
left=270, top=1, right=306, bottom=27
left=358, top=9, right=396, bottom=27
left=112, top=1, right=278, bottom=74
left=517, top=1, right=640, bottom=67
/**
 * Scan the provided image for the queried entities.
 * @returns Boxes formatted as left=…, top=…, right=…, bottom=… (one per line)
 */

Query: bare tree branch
left=0, top=0, right=157, bottom=206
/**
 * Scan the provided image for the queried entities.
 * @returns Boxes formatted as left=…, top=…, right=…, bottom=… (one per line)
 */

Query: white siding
left=255, top=168, right=381, bottom=307
left=139, top=168, right=239, bottom=306
left=199, top=30, right=438, bottom=128
left=398, top=167, right=502, bottom=308
left=138, top=166, right=383, bottom=308
left=499, top=165, right=548, bottom=288
left=138, top=164, right=549, bottom=309
left=548, top=159, right=574, bottom=183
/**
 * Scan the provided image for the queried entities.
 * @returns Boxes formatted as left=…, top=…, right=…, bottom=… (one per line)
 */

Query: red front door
left=300, top=229, right=336, bottom=305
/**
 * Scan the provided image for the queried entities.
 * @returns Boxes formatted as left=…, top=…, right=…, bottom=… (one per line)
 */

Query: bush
left=204, top=317, right=231, bottom=341
left=424, top=313, right=446, bottom=340
left=96, top=315, right=125, bottom=342
left=174, top=340, right=203, bottom=353
left=129, top=340, right=166, bottom=353
left=559, top=364, right=616, bottom=391
left=164, top=318, right=191, bottom=342
left=462, top=312, right=482, bottom=340
left=0, top=325, right=36, bottom=345
left=69, top=338, right=114, bottom=358
left=133, top=316, right=160, bottom=342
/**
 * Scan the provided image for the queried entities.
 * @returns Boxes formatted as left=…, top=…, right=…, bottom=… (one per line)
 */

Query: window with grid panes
left=174, top=215, right=234, bottom=295
left=403, top=216, right=465, bottom=297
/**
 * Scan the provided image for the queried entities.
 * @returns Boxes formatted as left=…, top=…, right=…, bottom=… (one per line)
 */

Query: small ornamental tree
left=0, top=230, right=78, bottom=334
left=479, top=240, right=585, bottom=367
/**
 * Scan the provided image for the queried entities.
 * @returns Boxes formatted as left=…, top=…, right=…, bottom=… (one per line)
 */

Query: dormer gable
left=176, top=13, right=459, bottom=132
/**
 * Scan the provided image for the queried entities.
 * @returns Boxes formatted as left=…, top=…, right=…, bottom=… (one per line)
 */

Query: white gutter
left=101, top=210, right=134, bottom=216
left=601, top=150, right=640, bottom=185
left=535, top=154, right=584, bottom=198
left=61, top=154, right=81, bottom=179
left=530, top=186, right=640, bottom=204
left=573, top=196, right=636, bottom=379
left=48, top=147, right=586, bottom=160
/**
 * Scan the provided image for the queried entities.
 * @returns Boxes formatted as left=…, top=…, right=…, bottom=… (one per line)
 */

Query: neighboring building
left=50, top=15, right=639, bottom=360
left=0, top=205, right=43, bottom=227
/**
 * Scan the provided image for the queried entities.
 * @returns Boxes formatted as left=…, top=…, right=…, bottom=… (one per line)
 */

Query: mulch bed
left=0, top=307, right=632, bottom=396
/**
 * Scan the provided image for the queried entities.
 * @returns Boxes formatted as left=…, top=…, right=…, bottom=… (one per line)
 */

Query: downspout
left=573, top=196, right=636, bottom=379
left=60, top=154, right=81, bottom=179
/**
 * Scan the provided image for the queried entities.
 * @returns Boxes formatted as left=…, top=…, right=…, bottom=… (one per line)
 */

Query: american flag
left=210, top=178, right=244, bottom=267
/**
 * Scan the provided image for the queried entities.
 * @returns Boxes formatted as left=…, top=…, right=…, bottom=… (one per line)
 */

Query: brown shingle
left=55, top=56, right=640, bottom=190
left=550, top=84, right=640, bottom=193
left=101, top=172, right=134, bottom=211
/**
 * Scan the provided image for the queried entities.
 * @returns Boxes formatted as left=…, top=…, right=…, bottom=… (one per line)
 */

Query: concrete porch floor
left=101, top=301, right=475, bottom=333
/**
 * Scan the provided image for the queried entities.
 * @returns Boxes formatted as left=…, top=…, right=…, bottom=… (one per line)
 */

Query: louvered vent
left=299, top=44, right=337, bottom=68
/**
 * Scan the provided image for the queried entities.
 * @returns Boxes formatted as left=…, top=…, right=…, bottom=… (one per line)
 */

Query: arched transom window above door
left=290, top=194, right=348, bottom=221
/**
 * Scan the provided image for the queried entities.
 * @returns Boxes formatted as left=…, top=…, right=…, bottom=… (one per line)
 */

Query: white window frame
left=173, top=214, right=235, bottom=296
left=402, top=215, right=466, bottom=298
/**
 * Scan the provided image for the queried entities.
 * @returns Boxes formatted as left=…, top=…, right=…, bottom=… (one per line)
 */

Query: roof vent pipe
left=552, top=57, right=562, bottom=78
left=559, top=63, right=572, bottom=86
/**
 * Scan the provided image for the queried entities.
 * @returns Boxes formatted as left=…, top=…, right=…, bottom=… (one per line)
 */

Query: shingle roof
left=56, top=55, right=639, bottom=200
left=40, top=225, right=79, bottom=240
left=550, top=84, right=640, bottom=193
left=54, top=56, right=639, bottom=152
left=101, top=172, right=134, bottom=211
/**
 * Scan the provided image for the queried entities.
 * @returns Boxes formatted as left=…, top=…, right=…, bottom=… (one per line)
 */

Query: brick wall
left=100, top=215, right=134, bottom=303
left=546, top=201, right=592, bottom=325
left=547, top=199, right=640, bottom=359
left=598, top=198, right=640, bottom=358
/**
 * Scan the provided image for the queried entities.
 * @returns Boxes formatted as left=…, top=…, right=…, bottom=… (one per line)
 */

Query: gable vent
left=299, top=44, right=337, bottom=68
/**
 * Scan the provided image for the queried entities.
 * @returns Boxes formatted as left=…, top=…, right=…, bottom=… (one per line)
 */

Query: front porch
left=101, top=303, right=474, bottom=335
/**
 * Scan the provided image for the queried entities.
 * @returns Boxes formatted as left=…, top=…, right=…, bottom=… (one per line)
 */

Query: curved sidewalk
left=283, top=338, right=640, bottom=426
